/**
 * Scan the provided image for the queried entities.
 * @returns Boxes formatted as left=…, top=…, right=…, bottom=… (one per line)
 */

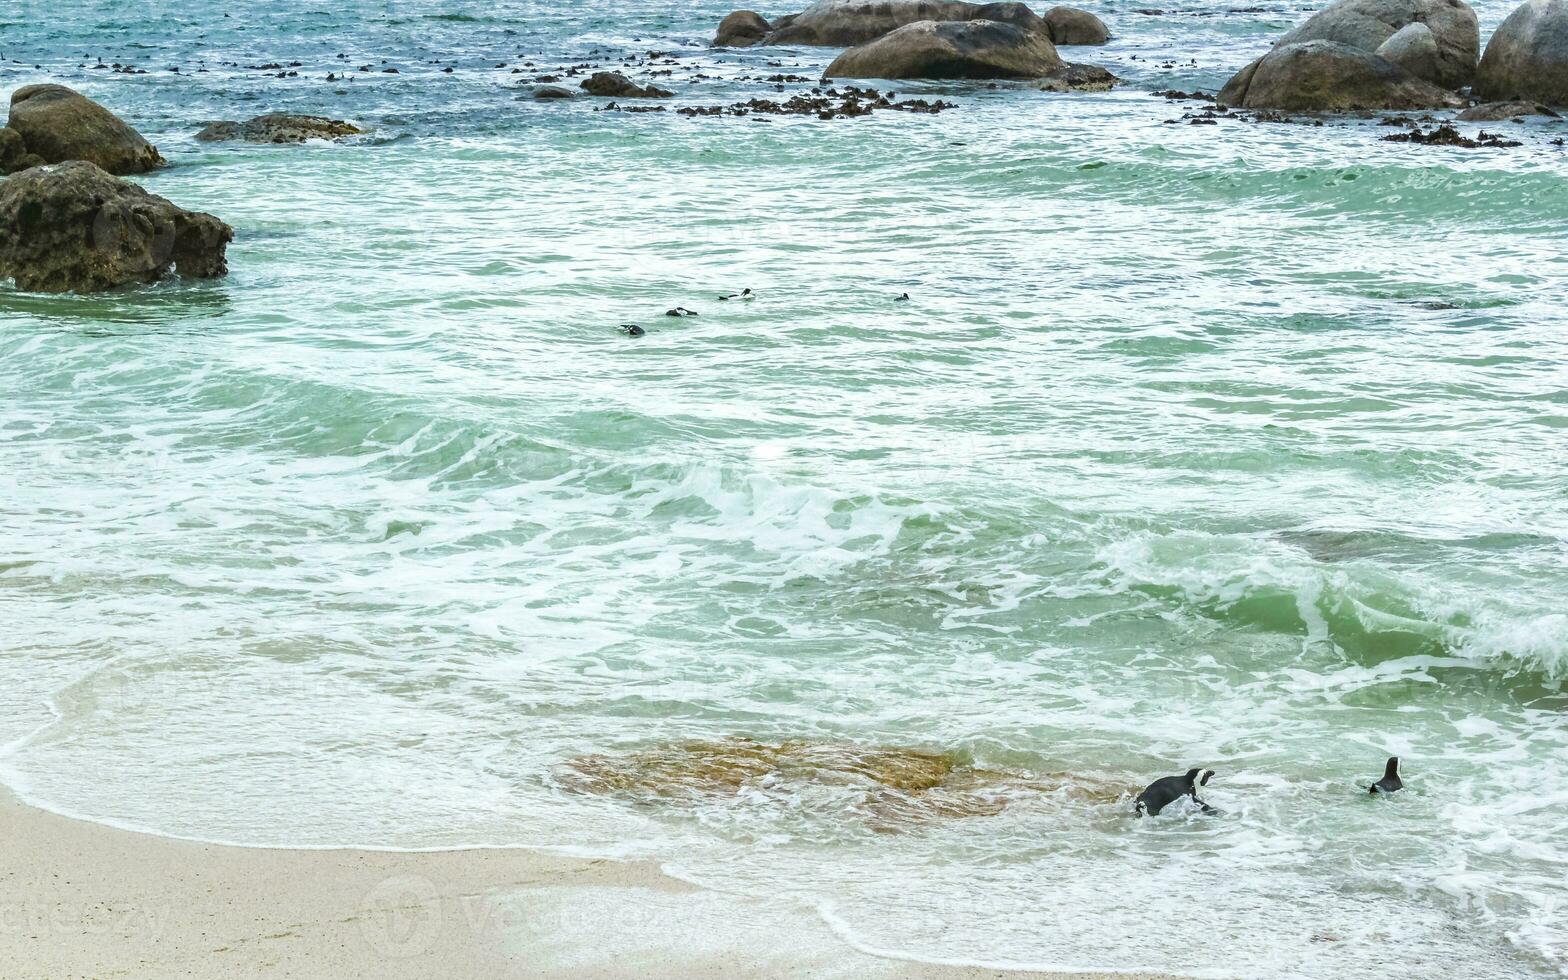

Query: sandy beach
left=0, top=788, right=1175, bottom=980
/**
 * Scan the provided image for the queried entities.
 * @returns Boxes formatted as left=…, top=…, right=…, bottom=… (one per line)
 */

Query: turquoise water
left=2, top=1, right=1567, bottom=976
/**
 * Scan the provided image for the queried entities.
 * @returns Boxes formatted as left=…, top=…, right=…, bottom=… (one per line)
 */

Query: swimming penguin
left=618, top=323, right=645, bottom=337
left=719, top=288, right=753, bottom=301
left=895, top=292, right=910, bottom=302
left=665, top=307, right=699, bottom=317
left=1369, top=757, right=1403, bottom=795
left=1135, top=768, right=1216, bottom=817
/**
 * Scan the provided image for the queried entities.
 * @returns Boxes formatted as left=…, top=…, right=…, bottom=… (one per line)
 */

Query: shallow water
left=2, top=1, right=1567, bottom=976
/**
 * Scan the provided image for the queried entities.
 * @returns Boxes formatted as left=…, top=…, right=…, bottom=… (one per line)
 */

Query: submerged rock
left=713, top=9, right=773, bottom=46
left=0, top=161, right=232, bottom=293
left=580, top=71, right=673, bottom=98
left=532, top=84, right=576, bottom=100
left=1457, top=98, right=1559, bottom=119
left=825, top=20, right=1065, bottom=78
left=1217, top=40, right=1465, bottom=110
left=1273, top=0, right=1479, bottom=88
left=563, top=736, right=1133, bottom=832
left=1043, top=5, right=1110, bottom=44
left=1474, top=0, right=1568, bottom=106
left=195, top=113, right=364, bottom=143
left=6, top=84, right=163, bottom=175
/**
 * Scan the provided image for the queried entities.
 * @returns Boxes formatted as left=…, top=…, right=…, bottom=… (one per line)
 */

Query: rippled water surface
left=2, top=1, right=1567, bottom=976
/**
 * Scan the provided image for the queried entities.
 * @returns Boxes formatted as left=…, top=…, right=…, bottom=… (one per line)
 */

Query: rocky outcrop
left=713, top=10, right=773, bottom=46
left=6, top=84, right=163, bottom=175
left=1217, top=39, right=1465, bottom=109
left=1474, top=0, right=1568, bottom=105
left=0, top=161, right=232, bottom=293
left=1372, top=22, right=1443, bottom=80
left=1036, top=61, right=1119, bottom=89
left=825, top=19, right=1065, bottom=77
left=1043, top=5, right=1109, bottom=44
left=195, top=114, right=364, bottom=143
left=0, top=127, right=32, bottom=174
left=532, top=85, right=576, bottom=99
left=972, top=2, right=1050, bottom=34
left=767, top=0, right=977, bottom=45
left=579, top=72, right=674, bottom=98
left=750, top=0, right=1061, bottom=45
left=1273, top=0, right=1478, bottom=88
left=1456, top=98, right=1559, bottom=118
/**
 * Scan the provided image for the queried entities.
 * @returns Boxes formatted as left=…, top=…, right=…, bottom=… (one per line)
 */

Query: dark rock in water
left=1272, top=0, right=1479, bottom=89
left=713, top=10, right=773, bottom=47
left=768, top=0, right=980, bottom=46
left=1037, top=61, right=1120, bottom=90
left=580, top=71, right=673, bottom=98
left=532, top=85, right=576, bottom=100
left=1457, top=99, right=1559, bottom=120
left=1474, top=0, right=1568, bottom=106
left=6, top=84, right=163, bottom=175
left=1382, top=122, right=1521, bottom=145
left=1043, top=5, right=1111, bottom=45
left=825, top=20, right=1067, bottom=79
left=1217, top=40, right=1465, bottom=110
left=676, top=87, right=958, bottom=119
left=0, top=161, right=232, bottom=293
left=195, top=113, right=364, bottom=143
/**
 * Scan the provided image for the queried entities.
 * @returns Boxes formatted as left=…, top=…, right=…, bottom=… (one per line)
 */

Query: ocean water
left=2, top=0, right=1567, bottom=976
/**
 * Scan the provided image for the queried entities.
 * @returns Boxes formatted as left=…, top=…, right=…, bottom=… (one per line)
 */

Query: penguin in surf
left=1135, top=768, right=1216, bottom=816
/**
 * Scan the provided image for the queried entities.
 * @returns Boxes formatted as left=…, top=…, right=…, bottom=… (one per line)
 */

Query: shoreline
left=0, top=786, right=1177, bottom=980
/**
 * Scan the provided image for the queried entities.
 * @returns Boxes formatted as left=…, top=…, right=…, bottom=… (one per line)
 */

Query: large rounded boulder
left=1474, top=0, right=1568, bottom=105
left=972, top=2, right=1050, bottom=34
left=1043, top=5, right=1110, bottom=44
left=6, top=84, right=163, bottom=175
left=768, top=0, right=981, bottom=45
left=1217, top=39, right=1466, bottom=109
left=713, top=10, right=774, bottom=46
left=0, top=161, right=232, bottom=293
left=825, top=19, right=1064, bottom=77
left=1273, top=0, right=1479, bottom=88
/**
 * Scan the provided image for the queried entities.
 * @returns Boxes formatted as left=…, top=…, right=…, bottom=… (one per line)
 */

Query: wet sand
left=0, top=788, right=1174, bottom=979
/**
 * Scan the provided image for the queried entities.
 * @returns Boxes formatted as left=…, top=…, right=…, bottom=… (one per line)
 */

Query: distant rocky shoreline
left=3, top=0, right=1567, bottom=294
